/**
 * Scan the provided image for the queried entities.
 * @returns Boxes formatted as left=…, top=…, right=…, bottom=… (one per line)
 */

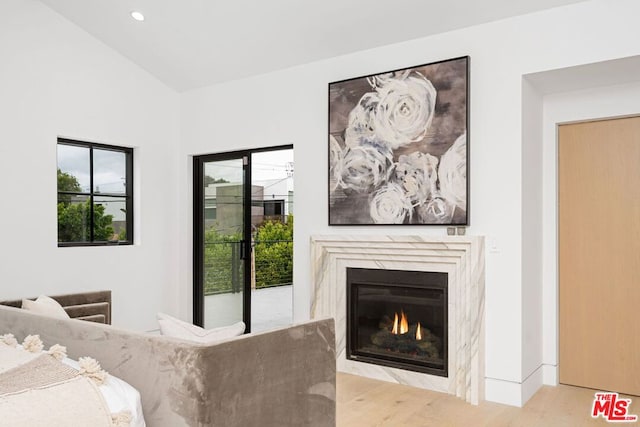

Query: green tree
left=57, top=169, right=82, bottom=192
left=204, top=176, right=229, bottom=186
left=254, top=215, right=293, bottom=288
left=57, top=169, right=115, bottom=242
left=202, top=215, right=294, bottom=295
left=57, top=168, right=81, bottom=204
left=203, top=226, right=243, bottom=294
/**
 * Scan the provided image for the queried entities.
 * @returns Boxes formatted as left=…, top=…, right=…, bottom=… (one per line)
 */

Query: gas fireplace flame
left=392, top=312, right=398, bottom=334
left=416, top=322, right=422, bottom=340
left=391, top=310, right=409, bottom=335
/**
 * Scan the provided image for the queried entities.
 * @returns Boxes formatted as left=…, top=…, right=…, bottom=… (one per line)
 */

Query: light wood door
left=559, top=116, right=640, bottom=396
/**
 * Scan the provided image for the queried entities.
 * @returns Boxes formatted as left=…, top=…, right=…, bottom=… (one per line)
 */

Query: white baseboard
left=485, top=365, right=546, bottom=407
left=522, top=365, right=544, bottom=405
left=485, top=378, right=524, bottom=407
left=543, top=364, right=558, bottom=385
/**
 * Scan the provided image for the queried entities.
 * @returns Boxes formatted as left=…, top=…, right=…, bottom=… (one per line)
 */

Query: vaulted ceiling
left=38, top=0, right=587, bottom=91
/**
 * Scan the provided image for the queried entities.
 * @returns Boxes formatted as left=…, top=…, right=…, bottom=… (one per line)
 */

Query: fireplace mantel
left=310, top=235, right=485, bottom=405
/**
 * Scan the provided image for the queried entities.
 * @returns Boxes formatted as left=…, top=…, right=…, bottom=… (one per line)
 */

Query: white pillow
left=157, top=312, right=245, bottom=344
left=21, top=295, right=70, bottom=319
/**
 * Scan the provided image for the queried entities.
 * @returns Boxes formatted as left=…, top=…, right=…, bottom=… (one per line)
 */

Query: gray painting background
left=329, top=57, right=468, bottom=225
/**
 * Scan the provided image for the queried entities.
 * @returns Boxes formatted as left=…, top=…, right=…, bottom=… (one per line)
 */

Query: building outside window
left=57, top=138, right=133, bottom=246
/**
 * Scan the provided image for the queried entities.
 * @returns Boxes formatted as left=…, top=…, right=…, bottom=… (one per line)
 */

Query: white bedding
left=62, top=358, right=146, bottom=427
left=3, top=340, right=146, bottom=427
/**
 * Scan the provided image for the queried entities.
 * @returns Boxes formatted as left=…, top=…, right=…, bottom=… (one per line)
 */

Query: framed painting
left=328, top=56, right=469, bottom=225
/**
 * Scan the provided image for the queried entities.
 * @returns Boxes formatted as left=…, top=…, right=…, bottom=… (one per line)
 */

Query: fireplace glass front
left=347, top=268, right=448, bottom=376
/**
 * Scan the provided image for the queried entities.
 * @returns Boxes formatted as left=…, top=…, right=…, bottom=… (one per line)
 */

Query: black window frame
left=57, top=138, right=134, bottom=247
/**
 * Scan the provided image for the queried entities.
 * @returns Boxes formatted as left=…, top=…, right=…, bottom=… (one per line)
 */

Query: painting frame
left=328, top=56, right=469, bottom=226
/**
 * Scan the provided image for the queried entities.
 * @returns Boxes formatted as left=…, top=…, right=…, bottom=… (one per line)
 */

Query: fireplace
left=311, top=235, right=484, bottom=404
left=346, top=267, right=448, bottom=377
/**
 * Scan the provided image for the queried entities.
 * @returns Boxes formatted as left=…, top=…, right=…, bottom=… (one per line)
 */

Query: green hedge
left=203, top=215, right=293, bottom=295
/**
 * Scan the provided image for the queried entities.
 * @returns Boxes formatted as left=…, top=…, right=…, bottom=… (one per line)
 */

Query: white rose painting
left=329, top=56, right=469, bottom=225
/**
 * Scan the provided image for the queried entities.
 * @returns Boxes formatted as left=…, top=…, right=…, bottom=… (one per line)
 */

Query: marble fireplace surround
left=310, top=235, right=485, bottom=405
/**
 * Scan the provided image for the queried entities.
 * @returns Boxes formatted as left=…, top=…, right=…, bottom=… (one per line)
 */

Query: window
left=251, top=199, right=285, bottom=222
left=262, top=199, right=284, bottom=217
left=57, top=138, right=133, bottom=246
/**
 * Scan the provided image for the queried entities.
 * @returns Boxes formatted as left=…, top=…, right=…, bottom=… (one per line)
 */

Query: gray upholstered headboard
left=0, top=290, right=111, bottom=324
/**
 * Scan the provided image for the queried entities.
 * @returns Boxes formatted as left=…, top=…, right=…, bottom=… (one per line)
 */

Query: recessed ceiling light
left=130, top=11, right=145, bottom=22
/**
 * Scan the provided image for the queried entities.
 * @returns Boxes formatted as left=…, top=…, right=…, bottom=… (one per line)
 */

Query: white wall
left=179, top=0, right=640, bottom=406
left=521, top=78, right=544, bottom=403
left=0, top=0, right=180, bottom=331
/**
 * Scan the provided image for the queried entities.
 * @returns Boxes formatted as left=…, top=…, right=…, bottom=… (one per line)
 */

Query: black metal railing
left=203, top=239, right=293, bottom=296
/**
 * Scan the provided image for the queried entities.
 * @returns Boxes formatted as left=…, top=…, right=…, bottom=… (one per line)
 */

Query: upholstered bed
left=1, top=290, right=112, bottom=324
left=0, top=291, right=336, bottom=427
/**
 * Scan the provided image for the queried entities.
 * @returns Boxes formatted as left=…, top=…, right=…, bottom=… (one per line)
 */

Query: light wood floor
left=337, top=373, right=640, bottom=426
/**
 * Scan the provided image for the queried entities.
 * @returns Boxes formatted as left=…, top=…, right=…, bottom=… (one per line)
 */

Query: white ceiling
left=38, top=0, right=587, bottom=92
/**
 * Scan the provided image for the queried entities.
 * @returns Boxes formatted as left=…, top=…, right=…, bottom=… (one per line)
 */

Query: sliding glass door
left=194, top=153, right=249, bottom=329
left=193, top=146, right=293, bottom=332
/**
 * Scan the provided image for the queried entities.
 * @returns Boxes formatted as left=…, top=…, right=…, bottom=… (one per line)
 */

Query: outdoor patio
left=204, top=284, right=293, bottom=333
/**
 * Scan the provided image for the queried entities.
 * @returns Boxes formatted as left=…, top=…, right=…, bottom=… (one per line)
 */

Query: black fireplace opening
left=347, top=268, right=448, bottom=377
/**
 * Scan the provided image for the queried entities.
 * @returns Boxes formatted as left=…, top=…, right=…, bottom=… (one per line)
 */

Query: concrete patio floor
left=204, top=284, right=293, bottom=333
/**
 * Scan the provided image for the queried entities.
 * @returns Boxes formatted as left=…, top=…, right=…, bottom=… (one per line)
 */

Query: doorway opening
left=193, top=145, right=293, bottom=333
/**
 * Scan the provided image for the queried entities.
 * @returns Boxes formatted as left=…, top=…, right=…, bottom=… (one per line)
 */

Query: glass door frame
left=192, top=144, right=293, bottom=330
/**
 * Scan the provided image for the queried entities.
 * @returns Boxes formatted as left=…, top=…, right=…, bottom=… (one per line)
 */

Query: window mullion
left=126, top=146, right=133, bottom=243
left=89, top=146, right=94, bottom=242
